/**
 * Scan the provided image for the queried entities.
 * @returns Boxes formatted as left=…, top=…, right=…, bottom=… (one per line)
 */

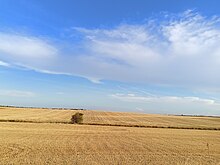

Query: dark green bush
left=71, top=112, right=83, bottom=124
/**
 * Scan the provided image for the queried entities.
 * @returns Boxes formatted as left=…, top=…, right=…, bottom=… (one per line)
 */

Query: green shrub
left=71, top=112, right=84, bottom=124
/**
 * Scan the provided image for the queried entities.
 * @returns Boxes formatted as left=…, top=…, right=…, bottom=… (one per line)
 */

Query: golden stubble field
left=0, top=122, right=220, bottom=165
left=0, top=107, right=220, bottom=164
left=0, top=107, right=220, bottom=129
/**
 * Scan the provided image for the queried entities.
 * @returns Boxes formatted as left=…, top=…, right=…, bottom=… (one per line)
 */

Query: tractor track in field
left=0, top=119, right=219, bottom=131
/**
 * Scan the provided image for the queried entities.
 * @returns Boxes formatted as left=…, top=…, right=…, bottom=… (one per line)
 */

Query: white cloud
left=71, top=11, right=220, bottom=87
left=0, top=60, right=9, bottom=67
left=0, top=90, right=35, bottom=97
left=111, top=93, right=217, bottom=105
left=73, top=11, right=220, bottom=86
left=0, top=33, right=57, bottom=59
left=135, top=107, right=144, bottom=112
left=0, top=32, right=58, bottom=71
left=110, top=93, right=220, bottom=114
left=0, top=11, right=220, bottom=88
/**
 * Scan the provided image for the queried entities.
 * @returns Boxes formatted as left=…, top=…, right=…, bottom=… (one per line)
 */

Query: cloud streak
left=111, top=93, right=216, bottom=105
left=0, top=60, right=9, bottom=67
left=0, top=10, right=220, bottom=88
left=0, top=90, right=35, bottom=97
left=74, top=10, right=220, bottom=86
left=110, top=92, right=220, bottom=114
left=0, top=32, right=58, bottom=72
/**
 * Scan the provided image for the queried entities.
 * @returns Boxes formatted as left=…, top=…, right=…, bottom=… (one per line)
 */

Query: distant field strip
left=0, top=119, right=219, bottom=131
left=0, top=122, right=220, bottom=165
left=0, top=107, right=220, bottom=130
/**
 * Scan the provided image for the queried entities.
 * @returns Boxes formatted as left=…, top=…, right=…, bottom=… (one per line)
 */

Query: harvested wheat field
left=0, top=107, right=220, bottom=129
left=0, top=107, right=220, bottom=164
left=0, top=122, right=220, bottom=165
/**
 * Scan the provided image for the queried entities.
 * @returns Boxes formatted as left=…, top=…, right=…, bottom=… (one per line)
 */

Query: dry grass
left=0, top=122, right=219, bottom=165
left=0, top=107, right=220, bottom=129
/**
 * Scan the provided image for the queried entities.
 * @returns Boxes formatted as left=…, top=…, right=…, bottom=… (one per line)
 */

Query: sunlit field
left=0, top=107, right=219, bottom=129
left=0, top=107, right=220, bottom=164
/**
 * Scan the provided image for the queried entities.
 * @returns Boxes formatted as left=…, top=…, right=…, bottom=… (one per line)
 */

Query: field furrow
left=0, top=122, right=220, bottom=164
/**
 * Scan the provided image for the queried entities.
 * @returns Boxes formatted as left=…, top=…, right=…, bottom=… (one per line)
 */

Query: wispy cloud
left=110, top=92, right=220, bottom=114
left=0, top=32, right=57, bottom=59
left=0, top=90, right=35, bottom=97
left=56, top=92, right=64, bottom=95
left=0, top=10, right=220, bottom=88
left=0, top=60, right=9, bottom=67
left=0, top=32, right=58, bottom=71
left=135, top=107, right=144, bottom=112
left=73, top=10, right=220, bottom=86
left=111, top=93, right=216, bottom=105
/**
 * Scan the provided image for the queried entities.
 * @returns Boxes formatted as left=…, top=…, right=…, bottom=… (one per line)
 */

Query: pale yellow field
left=0, top=107, right=220, bottom=129
left=0, top=122, right=220, bottom=165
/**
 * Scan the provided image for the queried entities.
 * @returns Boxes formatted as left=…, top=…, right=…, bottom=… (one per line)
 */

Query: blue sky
left=1, top=0, right=220, bottom=115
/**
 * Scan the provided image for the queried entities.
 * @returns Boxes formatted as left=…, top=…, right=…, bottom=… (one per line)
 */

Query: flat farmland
left=0, top=122, right=220, bottom=165
left=0, top=107, right=220, bottom=129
